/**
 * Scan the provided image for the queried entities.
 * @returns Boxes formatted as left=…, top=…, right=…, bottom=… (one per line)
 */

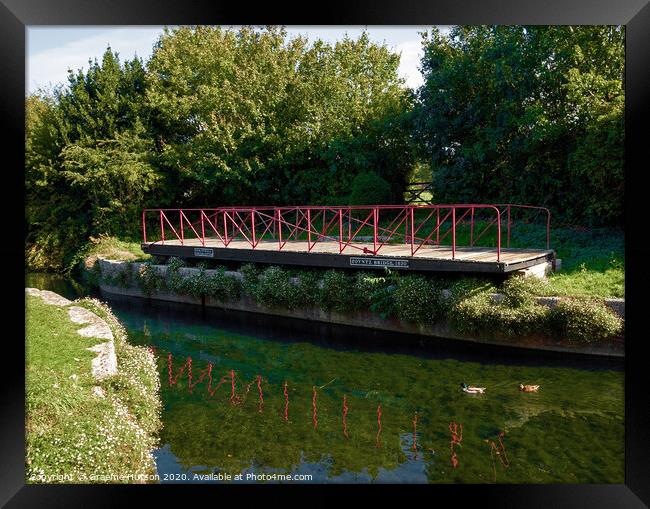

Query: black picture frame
left=3, top=0, right=649, bottom=506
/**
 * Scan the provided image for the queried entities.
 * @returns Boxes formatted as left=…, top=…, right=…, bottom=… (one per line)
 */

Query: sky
left=26, top=26, right=446, bottom=94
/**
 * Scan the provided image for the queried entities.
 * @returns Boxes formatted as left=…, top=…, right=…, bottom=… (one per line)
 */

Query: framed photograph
left=4, top=0, right=649, bottom=506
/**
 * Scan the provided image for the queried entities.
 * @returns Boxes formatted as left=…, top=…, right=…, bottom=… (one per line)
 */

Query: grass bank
left=426, top=221, right=624, bottom=298
left=83, top=235, right=150, bottom=266
left=511, top=225, right=624, bottom=298
left=25, top=293, right=161, bottom=483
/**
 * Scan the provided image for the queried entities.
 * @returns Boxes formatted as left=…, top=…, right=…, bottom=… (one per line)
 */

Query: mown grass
left=510, top=224, right=624, bottom=298
left=444, top=221, right=624, bottom=298
left=26, top=298, right=98, bottom=436
left=325, top=217, right=625, bottom=299
left=433, top=221, right=624, bottom=298
left=25, top=294, right=161, bottom=483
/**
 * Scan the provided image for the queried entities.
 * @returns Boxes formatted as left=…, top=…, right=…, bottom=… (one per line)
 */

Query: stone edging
left=26, top=288, right=118, bottom=379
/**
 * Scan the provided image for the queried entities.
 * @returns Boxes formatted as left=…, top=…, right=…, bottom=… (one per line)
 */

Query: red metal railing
left=495, top=204, right=551, bottom=251
left=142, top=204, right=551, bottom=262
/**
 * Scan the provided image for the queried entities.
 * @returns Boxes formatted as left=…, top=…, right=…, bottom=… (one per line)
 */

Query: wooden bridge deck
left=142, top=238, right=555, bottom=274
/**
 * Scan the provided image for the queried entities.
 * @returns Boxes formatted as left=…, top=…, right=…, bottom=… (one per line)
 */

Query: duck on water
left=461, top=383, right=486, bottom=394
left=460, top=383, right=541, bottom=394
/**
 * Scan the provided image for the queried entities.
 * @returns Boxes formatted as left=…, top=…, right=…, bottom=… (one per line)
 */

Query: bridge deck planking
left=143, top=238, right=553, bottom=267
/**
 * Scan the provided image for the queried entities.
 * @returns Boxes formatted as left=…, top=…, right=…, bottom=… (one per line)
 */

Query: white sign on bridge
left=349, top=257, right=409, bottom=269
left=194, top=248, right=214, bottom=258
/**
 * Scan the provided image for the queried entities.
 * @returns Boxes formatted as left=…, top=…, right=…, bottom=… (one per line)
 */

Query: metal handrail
left=142, top=203, right=552, bottom=262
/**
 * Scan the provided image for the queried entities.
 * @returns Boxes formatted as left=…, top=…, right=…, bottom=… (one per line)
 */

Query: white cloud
left=27, top=27, right=162, bottom=94
left=394, top=39, right=425, bottom=90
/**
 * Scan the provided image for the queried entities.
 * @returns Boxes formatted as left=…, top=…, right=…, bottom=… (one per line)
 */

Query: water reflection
left=25, top=272, right=88, bottom=301
left=121, top=302, right=622, bottom=484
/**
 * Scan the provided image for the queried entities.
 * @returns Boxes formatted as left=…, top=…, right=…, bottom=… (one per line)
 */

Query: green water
left=26, top=273, right=624, bottom=484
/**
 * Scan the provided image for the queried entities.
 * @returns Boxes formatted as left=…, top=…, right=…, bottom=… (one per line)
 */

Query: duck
left=461, top=382, right=486, bottom=394
left=519, top=384, right=540, bottom=392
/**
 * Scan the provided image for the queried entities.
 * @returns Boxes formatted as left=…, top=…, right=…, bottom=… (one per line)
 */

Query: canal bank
left=25, top=288, right=162, bottom=484
left=92, top=258, right=624, bottom=358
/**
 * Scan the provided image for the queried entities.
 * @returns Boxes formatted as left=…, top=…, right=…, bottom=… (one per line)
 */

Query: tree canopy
left=414, top=25, right=624, bottom=225
left=146, top=26, right=414, bottom=206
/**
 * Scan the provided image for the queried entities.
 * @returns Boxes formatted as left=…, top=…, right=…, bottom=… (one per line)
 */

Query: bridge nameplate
left=350, top=257, right=409, bottom=269
left=194, top=248, right=214, bottom=258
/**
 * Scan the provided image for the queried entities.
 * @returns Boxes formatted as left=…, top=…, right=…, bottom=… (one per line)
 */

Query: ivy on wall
left=95, top=259, right=623, bottom=343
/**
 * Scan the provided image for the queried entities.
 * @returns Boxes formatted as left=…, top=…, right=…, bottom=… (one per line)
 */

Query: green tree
left=59, top=123, right=159, bottom=236
left=25, top=27, right=417, bottom=271
left=348, top=171, right=392, bottom=205
left=26, top=49, right=156, bottom=270
left=58, top=49, right=148, bottom=143
left=414, top=26, right=624, bottom=225
left=146, top=26, right=414, bottom=206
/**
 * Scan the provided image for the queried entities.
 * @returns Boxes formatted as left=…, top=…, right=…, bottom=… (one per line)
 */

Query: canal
left=26, top=272, right=624, bottom=484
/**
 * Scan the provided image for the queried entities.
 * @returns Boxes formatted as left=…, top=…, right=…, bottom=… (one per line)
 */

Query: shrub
left=450, top=292, right=502, bottom=336
left=254, top=266, right=302, bottom=309
left=205, top=267, right=241, bottom=302
left=135, top=258, right=241, bottom=301
left=495, top=303, right=551, bottom=338
left=320, top=270, right=360, bottom=313
left=240, top=263, right=261, bottom=297
left=445, top=278, right=496, bottom=310
left=182, top=267, right=212, bottom=298
left=167, top=257, right=185, bottom=269
left=354, top=271, right=396, bottom=318
left=296, top=270, right=322, bottom=308
left=165, top=257, right=186, bottom=293
left=352, top=272, right=378, bottom=309
left=113, top=262, right=133, bottom=288
left=450, top=292, right=551, bottom=338
left=501, top=275, right=549, bottom=307
left=136, top=262, right=165, bottom=297
left=549, top=298, right=623, bottom=342
left=394, top=275, right=445, bottom=324
left=348, top=171, right=392, bottom=205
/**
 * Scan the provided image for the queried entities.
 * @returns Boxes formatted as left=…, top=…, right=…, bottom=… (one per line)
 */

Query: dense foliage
left=26, top=54, right=155, bottom=271
left=414, top=26, right=624, bottom=226
left=348, top=172, right=393, bottom=205
left=393, top=274, right=446, bottom=324
left=548, top=298, right=623, bottom=342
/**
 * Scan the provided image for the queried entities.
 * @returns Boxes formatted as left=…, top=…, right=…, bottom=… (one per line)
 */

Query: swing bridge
left=141, top=203, right=554, bottom=274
